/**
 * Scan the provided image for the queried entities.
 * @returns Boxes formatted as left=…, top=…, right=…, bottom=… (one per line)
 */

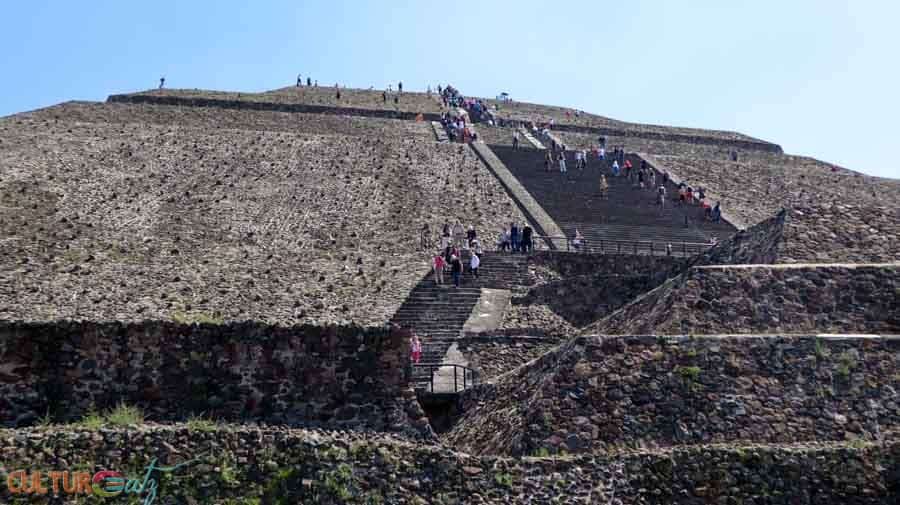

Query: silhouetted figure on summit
left=398, top=81, right=403, bottom=93
left=159, top=77, right=165, bottom=89
left=307, top=77, right=312, bottom=86
left=297, top=74, right=302, bottom=87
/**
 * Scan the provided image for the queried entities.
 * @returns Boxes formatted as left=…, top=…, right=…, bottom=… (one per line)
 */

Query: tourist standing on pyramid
left=297, top=74, right=302, bottom=86
left=510, top=223, right=520, bottom=252
left=159, top=77, right=165, bottom=89
left=453, top=221, right=465, bottom=247
left=521, top=224, right=533, bottom=253
left=466, top=226, right=477, bottom=249
left=450, top=255, right=463, bottom=288
left=410, top=334, right=422, bottom=363
left=307, top=77, right=312, bottom=86
left=512, top=130, right=520, bottom=150
left=433, top=253, right=445, bottom=285
left=420, top=223, right=431, bottom=250
left=470, top=250, right=480, bottom=279
left=441, top=223, right=452, bottom=249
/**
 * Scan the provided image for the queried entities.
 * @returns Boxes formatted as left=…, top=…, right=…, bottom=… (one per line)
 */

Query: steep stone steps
left=390, top=252, right=532, bottom=386
left=488, top=144, right=737, bottom=253
left=519, top=127, right=545, bottom=149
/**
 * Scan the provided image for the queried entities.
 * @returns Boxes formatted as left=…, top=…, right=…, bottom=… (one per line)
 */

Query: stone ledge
left=107, top=93, right=443, bottom=122
left=551, top=123, right=783, bottom=153
left=2, top=424, right=897, bottom=504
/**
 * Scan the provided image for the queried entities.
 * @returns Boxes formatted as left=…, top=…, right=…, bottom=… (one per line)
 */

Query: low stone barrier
left=2, top=424, right=896, bottom=503
left=0, top=321, right=430, bottom=437
left=107, top=93, right=443, bottom=122
left=551, top=122, right=783, bottom=153
left=446, top=334, right=900, bottom=456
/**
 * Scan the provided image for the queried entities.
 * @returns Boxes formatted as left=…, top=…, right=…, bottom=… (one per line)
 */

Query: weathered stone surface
left=0, top=111, right=525, bottom=325
left=495, top=253, right=686, bottom=335
left=0, top=321, right=431, bottom=439
left=444, top=335, right=900, bottom=457
left=458, top=334, right=560, bottom=379
left=645, top=152, right=900, bottom=231
left=113, top=85, right=446, bottom=115
left=3, top=424, right=898, bottom=504
left=484, top=100, right=780, bottom=151
left=589, top=264, right=900, bottom=335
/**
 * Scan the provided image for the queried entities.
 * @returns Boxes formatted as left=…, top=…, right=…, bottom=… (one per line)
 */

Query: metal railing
left=419, top=233, right=711, bottom=257
left=530, top=235, right=712, bottom=257
left=412, top=363, right=480, bottom=394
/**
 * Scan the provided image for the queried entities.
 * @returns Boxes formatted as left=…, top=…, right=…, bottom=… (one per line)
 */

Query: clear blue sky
left=2, top=1, right=897, bottom=178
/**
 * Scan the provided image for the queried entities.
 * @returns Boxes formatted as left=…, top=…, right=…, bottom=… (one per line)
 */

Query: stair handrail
left=412, top=363, right=480, bottom=394
left=529, top=235, right=713, bottom=256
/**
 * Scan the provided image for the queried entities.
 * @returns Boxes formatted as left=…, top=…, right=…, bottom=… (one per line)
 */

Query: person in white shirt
left=559, top=156, right=567, bottom=173
left=470, top=252, right=480, bottom=278
left=572, top=229, right=584, bottom=250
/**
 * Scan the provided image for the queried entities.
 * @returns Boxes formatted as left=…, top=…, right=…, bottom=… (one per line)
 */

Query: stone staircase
left=431, top=121, right=449, bottom=143
left=519, top=127, right=545, bottom=149
left=488, top=145, right=736, bottom=254
left=390, top=252, right=530, bottom=384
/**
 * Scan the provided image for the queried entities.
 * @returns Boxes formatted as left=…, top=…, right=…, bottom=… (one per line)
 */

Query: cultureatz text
left=6, top=457, right=195, bottom=505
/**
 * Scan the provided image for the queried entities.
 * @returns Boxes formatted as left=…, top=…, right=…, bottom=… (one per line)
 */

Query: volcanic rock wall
left=445, top=335, right=900, bottom=457
left=498, top=253, right=688, bottom=334
left=2, top=424, right=898, bottom=504
left=0, top=322, right=429, bottom=437
left=590, top=264, right=900, bottom=336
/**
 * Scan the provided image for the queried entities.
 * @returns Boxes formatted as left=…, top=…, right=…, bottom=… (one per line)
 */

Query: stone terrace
left=118, top=85, right=446, bottom=114
left=557, top=130, right=766, bottom=160
left=3, top=424, right=899, bottom=503
left=588, top=264, right=900, bottom=336
left=444, top=335, right=900, bottom=457
left=17, top=100, right=435, bottom=140
left=0, top=114, right=525, bottom=325
left=485, top=99, right=768, bottom=143
left=649, top=153, right=900, bottom=228
left=691, top=204, right=900, bottom=265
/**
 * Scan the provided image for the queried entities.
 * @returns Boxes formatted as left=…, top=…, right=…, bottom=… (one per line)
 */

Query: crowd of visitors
left=422, top=221, right=534, bottom=288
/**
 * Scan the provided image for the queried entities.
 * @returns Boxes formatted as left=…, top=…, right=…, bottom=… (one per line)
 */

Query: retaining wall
left=1, top=425, right=897, bottom=504
left=0, top=321, right=429, bottom=436
left=107, top=93, right=443, bottom=122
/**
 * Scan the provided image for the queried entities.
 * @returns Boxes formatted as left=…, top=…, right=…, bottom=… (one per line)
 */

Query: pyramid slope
left=0, top=106, right=525, bottom=325
left=444, top=334, right=900, bottom=457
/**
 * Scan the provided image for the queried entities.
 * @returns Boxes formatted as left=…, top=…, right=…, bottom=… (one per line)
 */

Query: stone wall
left=549, top=122, right=783, bottom=153
left=590, top=264, right=900, bottom=335
left=498, top=253, right=688, bottom=333
left=2, top=424, right=897, bottom=504
left=444, top=335, right=900, bottom=457
left=108, top=93, right=443, bottom=122
left=0, top=321, right=430, bottom=437
left=458, top=334, right=560, bottom=379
